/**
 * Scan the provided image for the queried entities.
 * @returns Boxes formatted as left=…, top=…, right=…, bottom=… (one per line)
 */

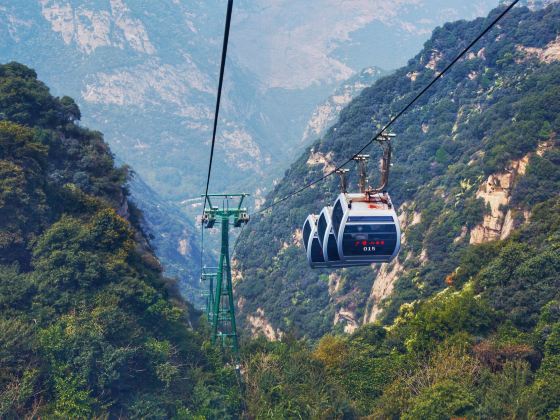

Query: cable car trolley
left=303, top=133, right=401, bottom=268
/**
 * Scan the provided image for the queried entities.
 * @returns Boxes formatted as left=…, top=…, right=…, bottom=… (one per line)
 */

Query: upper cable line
left=202, top=0, right=233, bottom=213
left=199, top=0, right=233, bottom=275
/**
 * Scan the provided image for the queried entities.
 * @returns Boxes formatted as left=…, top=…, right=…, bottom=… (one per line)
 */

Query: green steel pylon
left=201, top=194, right=249, bottom=353
left=200, top=267, right=217, bottom=318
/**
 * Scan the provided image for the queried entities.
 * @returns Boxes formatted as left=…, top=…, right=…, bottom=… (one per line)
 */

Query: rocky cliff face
left=362, top=139, right=555, bottom=324
left=39, top=0, right=156, bottom=54
left=469, top=155, right=529, bottom=244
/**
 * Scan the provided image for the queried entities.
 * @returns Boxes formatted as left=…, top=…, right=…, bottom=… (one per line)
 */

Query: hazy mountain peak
left=39, top=0, right=155, bottom=54
left=233, top=0, right=497, bottom=90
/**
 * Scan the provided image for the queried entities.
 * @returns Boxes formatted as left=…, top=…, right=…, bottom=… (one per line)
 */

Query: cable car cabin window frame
left=321, top=207, right=340, bottom=263
left=317, top=207, right=331, bottom=247
left=326, top=232, right=340, bottom=262
left=306, top=215, right=328, bottom=268
left=332, top=199, right=344, bottom=240
left=310, top=237, right=326, bottom=263
left=302, top=215, right=314, bottom=252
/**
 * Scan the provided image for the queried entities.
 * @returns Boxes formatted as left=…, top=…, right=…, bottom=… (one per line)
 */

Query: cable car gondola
left=332, top=192, right=400, bottom=264
left=304, top=133, right=401, bottom=268
left=332, top=136, right=401, bottom=265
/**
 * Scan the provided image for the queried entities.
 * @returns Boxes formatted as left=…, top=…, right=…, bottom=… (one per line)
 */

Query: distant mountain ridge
left=301, top=66, right=387, bottom=145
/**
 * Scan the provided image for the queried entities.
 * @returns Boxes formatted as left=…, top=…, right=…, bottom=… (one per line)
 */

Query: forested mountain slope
left=241, top=200, right=560, bottom=417
left=2, top=53, right=555, bottom=416
left=235, top=4, right=560, bottom=339
left=0, top=62, right=240, bottom=418
left=0, top=0, right=499, bottom=305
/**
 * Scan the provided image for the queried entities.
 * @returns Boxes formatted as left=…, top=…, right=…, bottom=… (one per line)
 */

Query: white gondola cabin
left=303, top=134, right=400, bottom=268
left=331, top=192, right=401, bottom=264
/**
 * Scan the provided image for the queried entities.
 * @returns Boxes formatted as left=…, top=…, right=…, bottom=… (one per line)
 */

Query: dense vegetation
left=0, top=62, right=241, bottom=418
left=232, top=4, right=560, bottom=416
left=235, top=3, right=560, bottom=338
left=239, top=197, right=560, bottom=417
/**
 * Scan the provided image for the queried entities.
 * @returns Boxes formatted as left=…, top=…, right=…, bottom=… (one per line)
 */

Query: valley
left=0, top=0, right=498, bottom=298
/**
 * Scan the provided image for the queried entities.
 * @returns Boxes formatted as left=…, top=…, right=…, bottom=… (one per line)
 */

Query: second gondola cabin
left=303, top=214, right=328, bottom=268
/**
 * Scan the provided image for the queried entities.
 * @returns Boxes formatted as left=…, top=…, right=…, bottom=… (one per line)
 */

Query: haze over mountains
left=0, top=0, right=499, bottom=296
left=0, top=1, right=499, bottom=198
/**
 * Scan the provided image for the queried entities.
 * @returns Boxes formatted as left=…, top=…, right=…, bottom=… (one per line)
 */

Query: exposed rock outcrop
left=516, top=35, right=560, bottom=64
left=328, top=272, right=343, bottom=296
left=307, top=150, right=335, bottom=175
left=247, top=308, right=282, bottom=341
left=470, top=140, right=554, bottom=244
left=469, top=154, right=529, bottom=244
left=363, top=259, right=404, bottom=323
left=334, top=308, right=359, bottom=333
left=39, top=0, right=155, bottom=54
left=301, top=67, right=384, bottom=143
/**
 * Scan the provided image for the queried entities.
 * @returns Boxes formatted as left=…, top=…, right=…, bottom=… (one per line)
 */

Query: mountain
left=0, top=62, right=245, bottom=417
left=2, top=3, right=560, bottom=416
left=234, top=3, right=560, bottom=339
left=0, top=0, right=499, bottom=201
left=0, top=0, right=499, bottom=292
left=233, top=4, right=560, bottom=417
left=241, top=197, right=560, bottom=417
left=300, top=66, right=387, bottom=146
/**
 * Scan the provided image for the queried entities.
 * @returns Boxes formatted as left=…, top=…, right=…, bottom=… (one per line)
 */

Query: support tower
left=201, top=194, right=249, bottom=353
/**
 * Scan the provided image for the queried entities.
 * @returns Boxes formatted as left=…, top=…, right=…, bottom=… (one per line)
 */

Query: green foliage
left=235, top=6, right=560, bottom=417
left=395, top=285, right=494, bottom=353
left=476, top=360, right=533, bottom=419
left=243, top=338, right=352, bottom=419
left=236, top=3, right=560, bottom=339
left=3, top=3, right=560, bottom=417
left=474, top=198, right=560, bottom=329
left=405, top=379, right=477, bottom=420
left=241, top=193, right=560, bottom=417
left=235, top=5, right=560, bottom=418
left=0, top=62, right=80, bottom=128
left=0, top=63, right=241, bottom=417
